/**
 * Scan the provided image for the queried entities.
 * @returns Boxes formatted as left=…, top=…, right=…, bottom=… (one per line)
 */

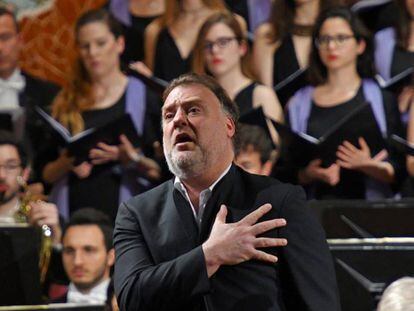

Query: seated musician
left=0, top=130, right=61, bottom=245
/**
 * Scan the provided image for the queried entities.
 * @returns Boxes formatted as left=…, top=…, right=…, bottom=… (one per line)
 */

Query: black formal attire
left=114, top=165, right=340, bottom=311
left=391, top=47, right=414, bottom=78
left=52, top=280, right=114, bottom=309
left=153, top=28, right=192, bottom=81
left=39, top=86, right=160, bottom=221
left=20, top=71, right=60, bottom=181
left=121, top=15, right=159, bottom=64
left=281, top=87, right=404, bottom=199
left=234, top=82, right=255, bottom=116
left=272, top=35, right=300, bottom=88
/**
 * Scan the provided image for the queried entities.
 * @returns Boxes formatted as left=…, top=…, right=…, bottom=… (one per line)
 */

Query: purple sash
left=109, top=0, right=131, bottom=26
left=50, top=76, right=147, bottom=220
left=247, top=0, right=272, bottom=32
left=374, top=27, right=396, bottom=81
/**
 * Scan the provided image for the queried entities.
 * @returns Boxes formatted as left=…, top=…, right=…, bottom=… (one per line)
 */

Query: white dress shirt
left=67, top=278, right=110, bottom=304
left=174, top=164, right=232, bottom=224
left=0, top=69, right=25, bottom=110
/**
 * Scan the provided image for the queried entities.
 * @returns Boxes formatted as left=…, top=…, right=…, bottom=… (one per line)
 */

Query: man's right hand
left=202, top=204, right=287, bottom=277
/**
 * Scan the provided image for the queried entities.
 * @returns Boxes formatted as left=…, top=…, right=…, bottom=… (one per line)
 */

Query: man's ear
left=21, top=167, right=30, bottom=182
left=261, top=160, right=274, bottom=176
left=107, top=248, right=115, bottom=267
left=226, top=117, right=236, bottom=139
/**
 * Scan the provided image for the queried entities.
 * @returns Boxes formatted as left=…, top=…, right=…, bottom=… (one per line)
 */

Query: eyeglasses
left=315, top=34, right=355, bottom=49
left=0, top=163, right=21, bottom=173
left=204, top=37, right=239, bottom=52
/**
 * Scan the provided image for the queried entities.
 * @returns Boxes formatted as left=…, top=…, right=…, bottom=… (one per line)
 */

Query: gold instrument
left=14, top=176, right=53, bottom=284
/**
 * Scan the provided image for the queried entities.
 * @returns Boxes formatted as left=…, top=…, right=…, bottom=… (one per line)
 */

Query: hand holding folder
left=274, top=102, right=386, bottom=167
left=35, top=106, right=140, bottom=164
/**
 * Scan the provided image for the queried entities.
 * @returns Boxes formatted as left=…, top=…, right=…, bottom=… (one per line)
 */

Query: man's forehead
left=64, top=224, right=104, bottom=244
left=0, top=144, right=20, bottom=161
left=163, top=84, right=219, bottom=108
left=0, top=14, right=18, bottom=33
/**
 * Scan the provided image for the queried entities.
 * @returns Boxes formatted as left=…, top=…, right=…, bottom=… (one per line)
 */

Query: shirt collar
left=67, top=278, right=110, bottom=304
left=174, top=164, right=232, bottom=222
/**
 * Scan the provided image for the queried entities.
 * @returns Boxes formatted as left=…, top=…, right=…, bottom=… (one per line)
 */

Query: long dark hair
left=267, top=0, right=340, bottom=43
left=308, top=6, right=375, bottom=86
left=395, top=0, right=413, bottom=50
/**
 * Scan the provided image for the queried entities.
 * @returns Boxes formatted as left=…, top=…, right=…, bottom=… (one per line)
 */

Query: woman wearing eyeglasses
left=253, top=0, right=338, bottom=106
left=143, top=0, right=246, bottom=82
left=284, top=6, right=404, bottom=199
left=192, top=12, right=283, bottom=128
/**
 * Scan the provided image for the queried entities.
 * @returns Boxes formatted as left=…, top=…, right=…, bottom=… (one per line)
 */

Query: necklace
left=291, top=24, right=314, bottom=37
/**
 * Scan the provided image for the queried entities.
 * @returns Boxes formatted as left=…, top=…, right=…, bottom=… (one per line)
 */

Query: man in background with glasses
left=0, top=130, right=61, bottom=245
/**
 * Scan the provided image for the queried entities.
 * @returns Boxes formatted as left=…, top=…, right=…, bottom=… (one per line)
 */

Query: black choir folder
left=35, top=107, right=140, bottom=164
left=376, top=66, right=414, bottom=93
left=274, top=68, right=308, bottom=107
left=387, top=134, right=414, bottom=156
left=275, top=102, right=385, bottom=167
left=123, top=64, right=168, bottom=96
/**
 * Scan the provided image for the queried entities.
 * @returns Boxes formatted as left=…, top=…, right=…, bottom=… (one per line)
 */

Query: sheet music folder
left=376, top=66, right=414, bottom=93
left=273, top=68, right=308, bottom=107
left=275, top=102, right=385, bottom=166
left=35, top=107, right=140, bottom=164
left=123, top=65, right=168, bottom=96
left=387, top=134, right=414, bottom=156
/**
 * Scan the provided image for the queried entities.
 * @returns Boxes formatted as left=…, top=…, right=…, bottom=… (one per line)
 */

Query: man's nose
left=73, top=251, right=84, bottom=265
left=0, top=167, right=7, bottom=179
left=172, top=108, right=188, bottom=127
left=88, top=44, right=99, bottom=57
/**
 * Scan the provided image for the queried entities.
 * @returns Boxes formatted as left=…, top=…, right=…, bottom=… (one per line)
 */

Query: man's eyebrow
left=162, top=98, right=203, bottom=112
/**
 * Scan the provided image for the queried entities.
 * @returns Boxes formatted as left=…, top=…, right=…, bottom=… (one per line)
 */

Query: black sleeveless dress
left=234, top=82, right=256, bottom=116
left=153, top=28, right=192, bottom=81
left=121, top=14, right=159, bottom=63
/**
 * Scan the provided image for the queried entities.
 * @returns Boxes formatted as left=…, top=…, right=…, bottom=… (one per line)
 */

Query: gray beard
left=164, top=145, right=209, bottom=180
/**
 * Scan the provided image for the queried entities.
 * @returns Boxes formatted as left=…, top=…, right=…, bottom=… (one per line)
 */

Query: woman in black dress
left=41, top=9, right=160, bottom=220
left=374, top=0, right=414, bottom=117
left=285, top=6, right=404, bottom=199
left=143, top=0, right=246, bottom=81
left=108, top=0, right=165, bottom=63
left=253, top=0, right=338, bottom=88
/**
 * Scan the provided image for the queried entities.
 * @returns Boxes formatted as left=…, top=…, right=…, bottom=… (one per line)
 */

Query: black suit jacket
left=114, top=165, right=340, bottom=311
left=20, top=71, right=60, bottom=181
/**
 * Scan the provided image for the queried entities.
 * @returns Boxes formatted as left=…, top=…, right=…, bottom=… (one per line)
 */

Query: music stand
left=309, top=199, right=414, bottom=238
left=329, top=238, right=414, bottom=311
left=0, top=224, right=43, bottom=306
